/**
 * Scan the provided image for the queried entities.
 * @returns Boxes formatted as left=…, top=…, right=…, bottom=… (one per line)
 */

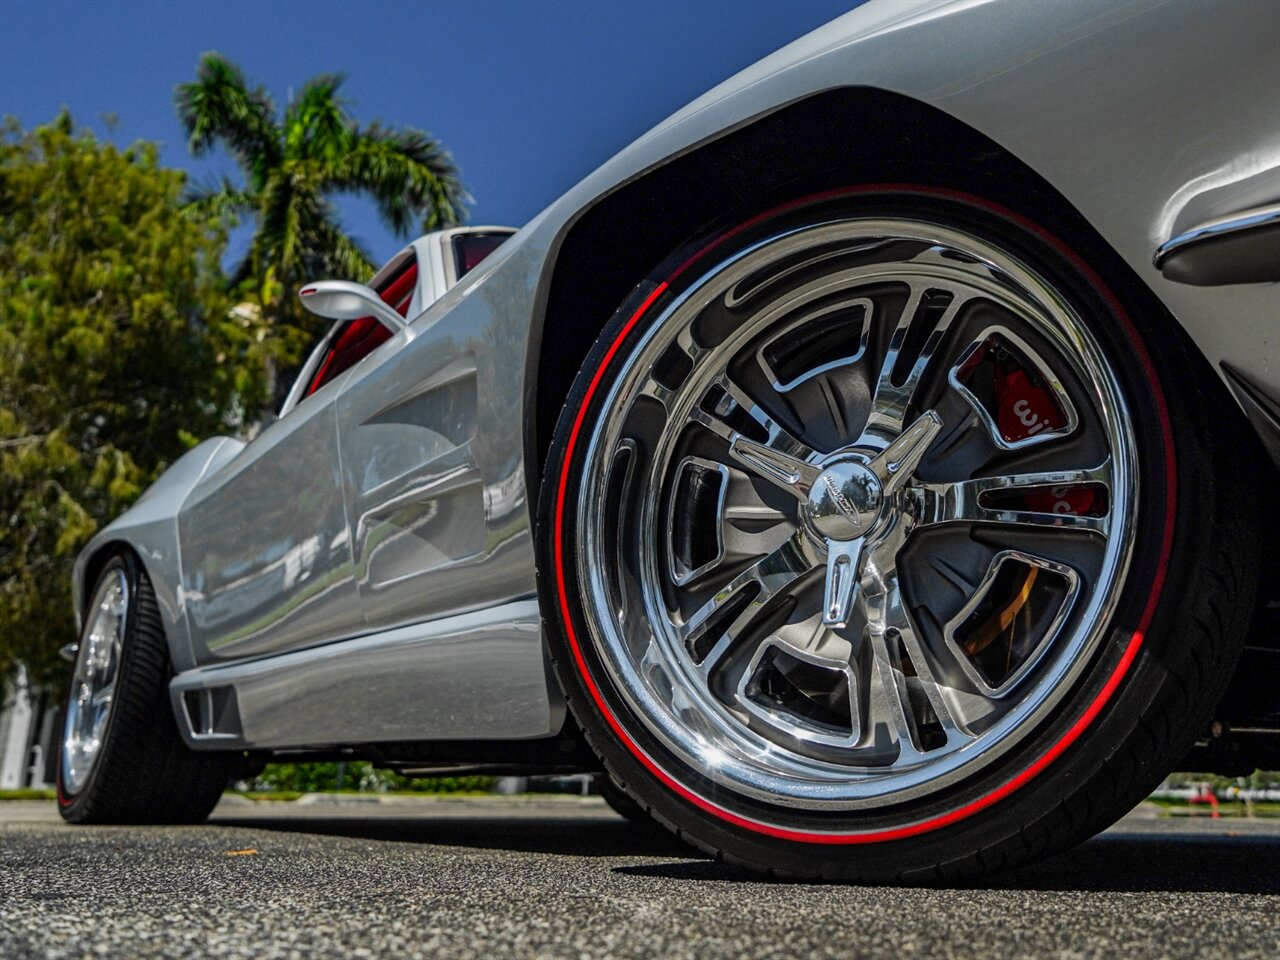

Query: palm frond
left=182, top=177, right=256, bottom=223
left=306, top=217, right=376, bottom=282
left=252, top=171, right=298, bottom=286
left=284, top=73, right=352, bottom=161
left=175, top=52, right=280, bottom=189
left=325, top=123, right=469, bottom=236
left=175, top=54, right=469, bottom=321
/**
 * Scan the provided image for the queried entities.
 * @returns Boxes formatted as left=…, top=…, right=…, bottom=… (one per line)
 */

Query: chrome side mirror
left=297, top=280, right=406, bottom=333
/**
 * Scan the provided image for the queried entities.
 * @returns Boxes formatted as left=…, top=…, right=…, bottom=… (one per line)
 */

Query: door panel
left=336, top=285, right=534, bottom=632
left=339, top=350, right=487, bottom=629
left=179, top=384, right=362, bottom=663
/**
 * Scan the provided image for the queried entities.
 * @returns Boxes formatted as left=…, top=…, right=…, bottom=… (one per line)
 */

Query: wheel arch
left=77, top=540, right=136, bottom=623
left=73, top=533, right=189, bottom=674
left=526, top=83, right=1280, bottom=750
left=527, top=85, right=1170, bottom=490
left=76, top=541, right=170, bottom=652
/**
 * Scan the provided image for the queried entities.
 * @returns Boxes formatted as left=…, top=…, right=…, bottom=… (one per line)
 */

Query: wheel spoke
left=89, top=684, right=114, bottom=710
left=865, top=629, right=926, bottom=765
left=689, top=373, right=820, bottom=501
left=822, top=539, right=865, bottom=628
left=862, top=283, right=970, bottom=443
left=677, top=529, right=816, bottom=672
left=730, top=435, right=822, bottom=500
left=869, top=570, right=975, bottom=751
left=692, top=631, right=736, bottom=677
left=913, top=461, right=1112, bottom=537
left=867, top=410, right=943, bottom=496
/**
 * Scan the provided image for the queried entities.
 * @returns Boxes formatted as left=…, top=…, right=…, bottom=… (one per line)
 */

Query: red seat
left=305, top=263, right=417, bottom=397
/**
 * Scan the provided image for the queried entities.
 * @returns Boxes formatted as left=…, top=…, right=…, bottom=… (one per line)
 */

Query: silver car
left=58, top=0, right=1279, bottom=881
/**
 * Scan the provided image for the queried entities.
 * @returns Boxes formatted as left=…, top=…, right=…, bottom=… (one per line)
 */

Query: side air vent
left=179, top=685, right=244, bottom=742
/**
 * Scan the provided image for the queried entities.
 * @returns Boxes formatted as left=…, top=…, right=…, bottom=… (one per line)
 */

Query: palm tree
left=175, top=53, right=467, bottom=367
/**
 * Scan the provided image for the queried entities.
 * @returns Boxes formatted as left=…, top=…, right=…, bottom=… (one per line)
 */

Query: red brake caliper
left=992, top=352, right=1099, bottom=518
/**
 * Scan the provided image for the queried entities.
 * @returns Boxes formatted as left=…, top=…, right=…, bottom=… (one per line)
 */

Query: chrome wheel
left=576, top=218, right=1136, bottom=812
left=61, top=567, right=128, bottom=795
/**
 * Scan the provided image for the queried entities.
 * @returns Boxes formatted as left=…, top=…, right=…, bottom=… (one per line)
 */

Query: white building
left=0, top=667, right=59, bottom=790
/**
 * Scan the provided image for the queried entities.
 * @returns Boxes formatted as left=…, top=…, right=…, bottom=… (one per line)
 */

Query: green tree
left=0, top=113, right=269, bottom=687
left=175, top=53, right=468, bottom=374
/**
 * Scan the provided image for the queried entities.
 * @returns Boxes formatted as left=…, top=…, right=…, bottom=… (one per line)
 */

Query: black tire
left=596, top=774, right=652, bottom=824
left=57, top=553, right=233, bottom=824
left=536, top=186, right=1262, bottom=882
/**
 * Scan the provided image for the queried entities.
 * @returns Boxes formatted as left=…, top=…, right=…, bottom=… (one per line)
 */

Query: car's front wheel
left=58, top=553, right=233, bottom=824
left=539, top=187, right=1260, bottom=881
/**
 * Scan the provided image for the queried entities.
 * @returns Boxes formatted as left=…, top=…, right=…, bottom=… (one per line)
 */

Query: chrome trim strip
left=1153, top=203, right=1280, bottom=269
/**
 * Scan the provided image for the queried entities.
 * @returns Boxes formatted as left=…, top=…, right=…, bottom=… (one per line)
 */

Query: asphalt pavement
left=2, top=795, right=1277, bottom=959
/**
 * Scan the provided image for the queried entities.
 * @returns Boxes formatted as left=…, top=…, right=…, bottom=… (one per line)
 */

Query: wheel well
left=528, top=86, right=1105, bottom=485
left=80, top=540, right=135, bottom=620
left=526, top=83, right=1280, bottom=740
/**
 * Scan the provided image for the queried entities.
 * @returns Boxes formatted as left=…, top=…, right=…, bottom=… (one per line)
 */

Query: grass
left=1147, top=796, right=1280, bottom=817
left=229, top=790, right=306, bottom=803
left=0, top=788, right=494, bottom=804
left=225, top=789, right=501, bottom=802
left=0, top=787, right=57, bottom=801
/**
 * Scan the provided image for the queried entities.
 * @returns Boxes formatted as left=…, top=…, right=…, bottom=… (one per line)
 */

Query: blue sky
left=3, top=0, right=861, bottom=268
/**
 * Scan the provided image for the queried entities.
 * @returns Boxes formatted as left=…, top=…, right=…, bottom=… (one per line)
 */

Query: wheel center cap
left=808, top=460, right=883, bottom=541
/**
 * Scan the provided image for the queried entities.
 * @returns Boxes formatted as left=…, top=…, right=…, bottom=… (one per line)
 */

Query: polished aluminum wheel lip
left=61, top=568, right=128, bottom=796
left=577, top=218, right=1137, bottom=812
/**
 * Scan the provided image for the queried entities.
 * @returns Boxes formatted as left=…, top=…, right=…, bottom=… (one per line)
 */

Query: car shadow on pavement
left=981, top=831, right=1280, bottom=895
left=211, top=814, right=699, bottom=860
left=211, top=813, right=1280, bottom=894
left=615, top=831, right=1280, bottom=893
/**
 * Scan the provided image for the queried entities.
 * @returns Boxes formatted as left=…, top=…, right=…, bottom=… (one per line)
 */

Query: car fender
left=72, top=436, right=245, bottom=672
